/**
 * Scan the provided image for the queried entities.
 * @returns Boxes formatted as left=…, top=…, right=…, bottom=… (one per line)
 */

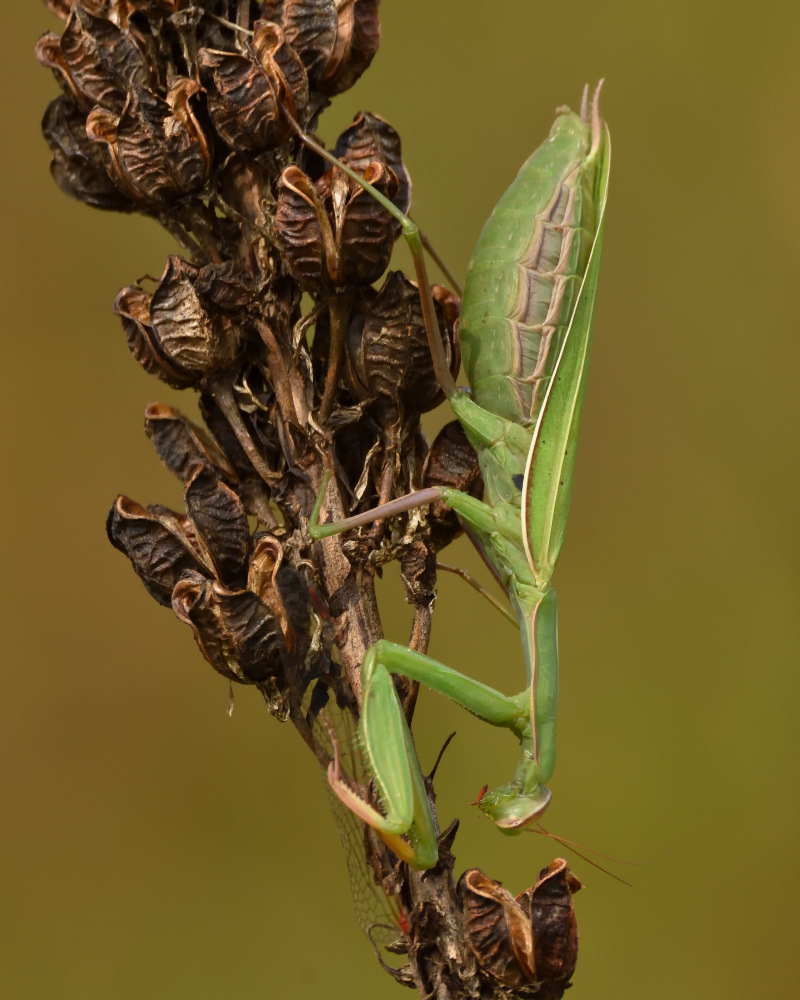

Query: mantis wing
left=522, top=124, right=611, bottom=583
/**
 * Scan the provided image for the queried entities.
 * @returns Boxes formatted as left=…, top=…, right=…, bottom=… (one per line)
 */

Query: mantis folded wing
left=308, top=87, right=610, bottom=869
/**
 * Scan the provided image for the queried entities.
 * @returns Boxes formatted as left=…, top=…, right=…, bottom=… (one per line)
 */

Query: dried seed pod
left=516, top=858, right=581, bottom=989
left=321, top=0, right=380, bottom=95
left=171, top=570, right=288, bottom=690
left=155, top=256, right=244, bottom=376
left=87, top=80, right=211, bottom=206
left=273, top=565, right=318, bottom=654
left=44, top=0, right=104, bottom=19
left=149, top=256, right=238, bottom=375
left=113, top=284, right=196, bottom=388
left=278, top=0, right=380, bottom=96
left=115, top=257, right=248, bottom=386
left=422, top=421, right=484, bottom=552
left=345, top=271, right=460, bottom=420
left=184, top=463, right=251, bottom=591
left=106, top=495, right=210, bottom=606
left=41, top=96, right=135, bottom=211
left=198, top=21, right=309, bottom=152
left=191, top=260, right=256, bottom=312
left=459, top=867, right=536, bottom=990
left=334, top=111, right=410, bottom=220
left=36, top=6, right=152, bottom=114
left=199, top=389, right=282, bottom=486
left=247, top=534, right=285, bottom=612
left=144, top=403, right=237, bottom=484
left=276, top=157, right=397, bottom=289
left=458, top=860, right=581, bottom=995
left=218, top=155, right=269, bottom=232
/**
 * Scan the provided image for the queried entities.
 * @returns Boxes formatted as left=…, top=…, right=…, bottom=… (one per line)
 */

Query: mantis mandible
left=307, top=85, right=611, bottom=870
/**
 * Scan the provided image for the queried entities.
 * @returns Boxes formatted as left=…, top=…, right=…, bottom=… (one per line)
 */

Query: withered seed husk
left=199, top=21, right=309, bottom=152
left=423, top=421, right=484, bottom=552
left=85, top=78, right=212, bottom=209
left=149, top=256, right=242, bottom=380
left=41, top=96, right=135, bottom=211
left=184, top=462, right=252, bottom=591
left=62, top=5, right=152, bottom=111
left=144, top=403, right=237, bottom=484
left=345, top=271, right=459, bottom=419
left=334, top=111, right=411, bottom=219
left=106, top=496, right=210, bottom=606
left=458, top=860, right=581, bottom=995
left=171, top=570, right=287, bottom=687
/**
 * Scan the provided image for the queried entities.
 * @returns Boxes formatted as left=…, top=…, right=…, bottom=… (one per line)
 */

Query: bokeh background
left=4, top=2, right=799, bottom=998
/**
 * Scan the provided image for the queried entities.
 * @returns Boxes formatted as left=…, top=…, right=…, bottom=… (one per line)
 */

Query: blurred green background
left=4, top=2, right=799, bottom=998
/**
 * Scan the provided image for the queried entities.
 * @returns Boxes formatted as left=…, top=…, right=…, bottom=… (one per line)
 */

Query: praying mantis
left=307, top=84, right=611, bottom=870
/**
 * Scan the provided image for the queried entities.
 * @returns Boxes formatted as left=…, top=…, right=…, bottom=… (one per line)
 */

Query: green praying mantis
left=307, top=84, right=611, bottom=870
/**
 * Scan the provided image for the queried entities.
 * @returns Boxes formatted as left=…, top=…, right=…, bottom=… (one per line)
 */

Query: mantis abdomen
left=460, top=110, right=599, bottom=428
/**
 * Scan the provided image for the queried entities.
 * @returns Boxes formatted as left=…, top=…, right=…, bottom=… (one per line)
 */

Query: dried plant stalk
left=37, top=3, right=580, bottom=997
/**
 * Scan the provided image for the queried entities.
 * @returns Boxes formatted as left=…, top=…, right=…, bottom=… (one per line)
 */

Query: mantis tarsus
left=307, top=84, right=611, bottom=870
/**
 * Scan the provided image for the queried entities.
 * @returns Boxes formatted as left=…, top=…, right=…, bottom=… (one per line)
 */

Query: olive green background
left=4, top=3, right=799, bottom=998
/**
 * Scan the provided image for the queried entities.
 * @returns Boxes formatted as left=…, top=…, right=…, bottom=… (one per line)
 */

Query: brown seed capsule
left=459, top=867, right=536, bottom=990
left=113, top=285, right=196, bottom=388
left=334, top=112, right=410, bottom=221
left=106, top=495, right=210, bottom=607
left=276, top=157, right=397, bottom=290
left=247, top=534, right=285, bottom=614
left=115, top=257, right=248, bottom=386
left=171, top=570, right=288, bottom=689
left=198, top=21, right=309, bottom=152
left=36, top=6, right=152, bottom=114
left=516, top=858, right=581, bottom=989
left=41, top=96, right=135, bottom=212
left=191, top=260, right=256, bottom=313
left=184, top=463, right=251, bottom=591
left=144, top=403, right=237, bottom=484
left=149, top=256, right=239, bottom=375
left=43, top=1, right=109, bottom=19
left=87, top=80, right=211, bottom=207
left=458, top=860, right=581, bottom=995
left=168, top=256, right=246, bottom=371
left=345, top=271, right=460, bottom=419
left=423, top=421, right=484, bottom=552
left=278, top=0, right=380, bottom=96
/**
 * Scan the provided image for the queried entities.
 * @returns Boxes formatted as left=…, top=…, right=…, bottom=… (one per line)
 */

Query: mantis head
left=477, top=782, right=552, bottom=832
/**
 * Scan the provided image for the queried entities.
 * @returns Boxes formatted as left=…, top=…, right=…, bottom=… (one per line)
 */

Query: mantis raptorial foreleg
left=328, top=637, right=525, bottom=869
